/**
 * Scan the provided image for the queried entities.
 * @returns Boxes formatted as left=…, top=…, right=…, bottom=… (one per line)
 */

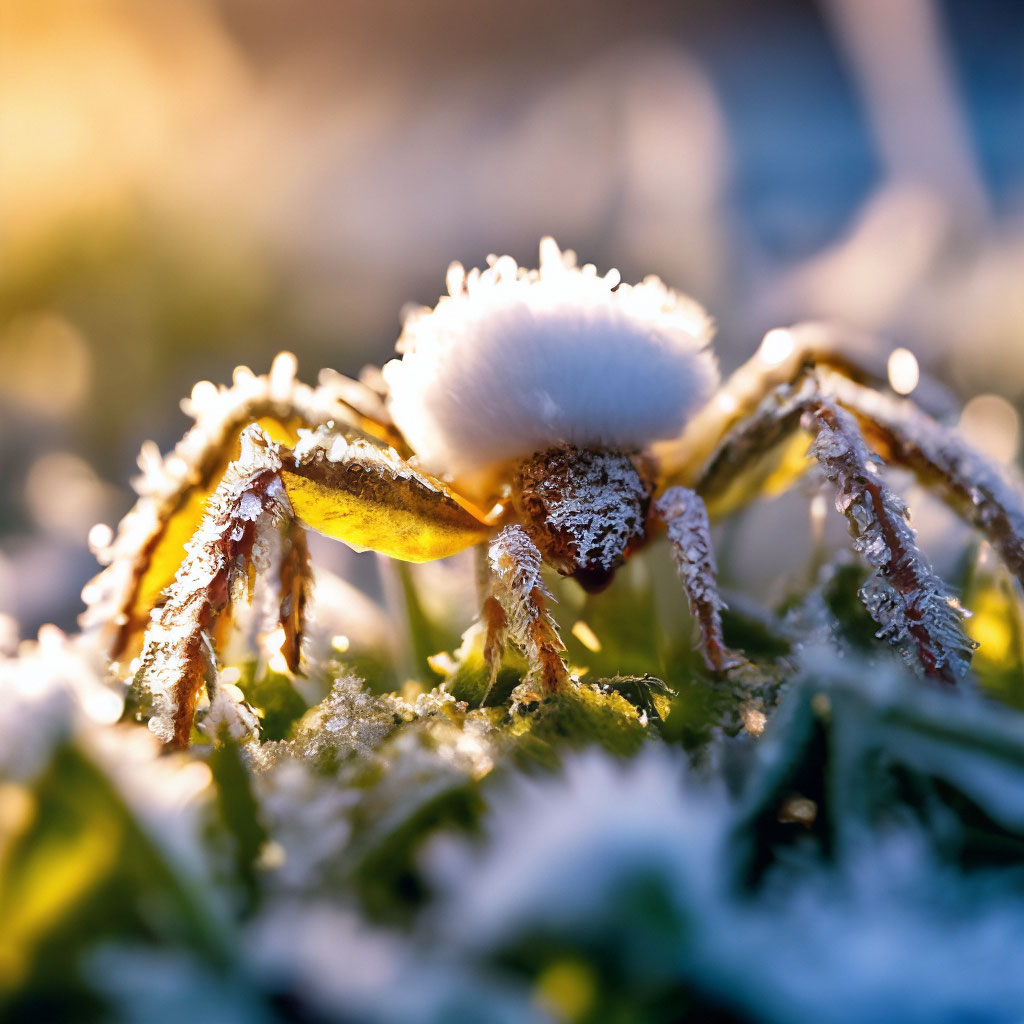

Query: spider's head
left=511, top=445, right=653, bottom=594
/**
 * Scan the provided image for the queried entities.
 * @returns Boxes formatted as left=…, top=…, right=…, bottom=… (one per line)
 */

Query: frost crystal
left=250, top=760, right=357, bottom=891
left=427, top=747, right=725, bottom=947
left=383, top=238, right=718, bottom=476
left=0, top=625, right=122, bottom=779
left=198, top=682, right=260, bottom=744
left=291, top=423, right=448, bottom=496
left=288, top=675, right=399, bottom=767
left=806, top=402, right=976, bottom=683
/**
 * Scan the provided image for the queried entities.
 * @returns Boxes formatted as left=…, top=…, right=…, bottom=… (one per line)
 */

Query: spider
left=83, top=239, right=1024, bottom=747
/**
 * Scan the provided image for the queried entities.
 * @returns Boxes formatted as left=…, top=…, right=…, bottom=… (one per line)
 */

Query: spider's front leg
left=83, top=353, right=404, bottom=664
left=654, top=487, right=744, bottom=674
left=652, top=321, right=897, bottom=491
left=483, top=525, right=571, bottom=701
left=135, top=424, right=494, bottom=747
left=133, top=428, right=293, bottom=747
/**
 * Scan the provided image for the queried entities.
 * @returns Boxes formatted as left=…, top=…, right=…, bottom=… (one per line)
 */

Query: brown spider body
left=510, top=445, right=654, bottom=593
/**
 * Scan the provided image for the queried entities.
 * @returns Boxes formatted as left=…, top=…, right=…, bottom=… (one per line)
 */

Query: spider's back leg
left=134, top=423, right=493, bottom=747
left=669, top=378, right=979, bottom=683
left=81, top=353, right=403, bottom=662
left=651, top=321, right=1024, bottom=679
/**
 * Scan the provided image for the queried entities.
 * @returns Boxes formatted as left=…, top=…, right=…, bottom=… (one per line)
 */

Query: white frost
left=384, top=238, right=718, bottom=476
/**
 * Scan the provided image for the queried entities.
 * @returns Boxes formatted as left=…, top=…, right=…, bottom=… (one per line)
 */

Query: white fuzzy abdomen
left=383, top=239, right=719, bottom=477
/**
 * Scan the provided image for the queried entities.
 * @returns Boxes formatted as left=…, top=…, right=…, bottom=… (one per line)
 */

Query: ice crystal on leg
left=197, top=681, right=260, bottom=745
left=479, top=595, right=509, bottom=699
left=134, top=427, right=291, bottom=747
left=805, top=402, right=976, bottom=683
left=81, top=352, right=393, bottom=660
left=694, top=385, right=810, bottom=510
left=656, top=486, right=742, bottom=673
left=823, top=372, right=1024, bottom=588
left=487, top=525, right=569, bottom=696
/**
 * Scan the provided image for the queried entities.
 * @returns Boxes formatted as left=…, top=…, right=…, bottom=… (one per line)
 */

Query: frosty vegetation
left=7, top=607, right=1024, bottom=1023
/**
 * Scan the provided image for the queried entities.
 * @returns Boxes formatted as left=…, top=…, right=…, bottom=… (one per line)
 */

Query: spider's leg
left=693, top=385, right=812, bottom=520
left=134, top=428, right=292, bottom=748
left=698, top=366, right=1024, bottom=595
left=277, top=518, right=312, bottom=674
left=652, top=320, right=943, bottom=489
left=654, top=486, right=744, bottom=673
left=821, top=371, right=1024, bottom=590
left=677, top=378, right=977, bottom=683
left=136, top=424, right=493, bottom=747
left=83, top=353, right=405, bottom=662
left=804, top=400, right=976, bottom=683
left=486, top=525, right=570, bottom=697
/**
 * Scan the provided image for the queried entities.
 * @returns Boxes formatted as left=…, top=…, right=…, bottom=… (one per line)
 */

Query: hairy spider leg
left=821, top=371, right=1024, bottom=589
left=696, top=363, right=1024, bottom=601
left=649, top=317, right=1024, bottom=680
left=484, top=525, right=570, bottom=701
left=653, top=320, right=912, bottom=492
left=655, top=486, right=744, bottom=674
left=277, top=519, right=312, bottom=674
left=134, top=423, right=495, bottom=747
left=133, top=428, right=291, bottom=747
left=690, top=380, right=979, bottom=684
left=82, top=354, right=404, bottom=662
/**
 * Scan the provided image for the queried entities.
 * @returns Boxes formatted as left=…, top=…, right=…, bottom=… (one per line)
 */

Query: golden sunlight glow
left=959, top=393, right=1021, bottom=464
left=87, top=522, right=114, bottom=551
left=26, top=453, right=110, bottom=540
left=0, top=313, right=92, bottom=418
left=758, top=328, right=796, bottom=367
left=189, top=380, right=219, bottom=410
left=264, top=626, right=291, bottom=675
left=968, top=589, right=1013, bottom=661
left=534, top=960, right=596, bottom=1024
left=715, top=391, right=739, bottom=414
left=741, top=704, right=767, bottom=736
left=570, top=620, right=602, bottom=653
left=80, top=685, right=124, bottom=725
left=887, top=347, right=920, bottom=395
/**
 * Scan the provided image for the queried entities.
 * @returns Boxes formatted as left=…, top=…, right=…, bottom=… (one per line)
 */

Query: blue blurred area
left=945, top=0, right=1024, bottom=207
left=688, top=0, right=881, bottom=258
left=687, top=0, right=1024, bottom=255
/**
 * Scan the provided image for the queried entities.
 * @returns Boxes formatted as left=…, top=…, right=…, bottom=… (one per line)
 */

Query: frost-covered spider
left=84, top=239, right=1024, bottom=746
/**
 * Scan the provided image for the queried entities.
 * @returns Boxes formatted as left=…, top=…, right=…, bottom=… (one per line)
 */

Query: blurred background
left=2, top=0, right=1023, bottom=634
